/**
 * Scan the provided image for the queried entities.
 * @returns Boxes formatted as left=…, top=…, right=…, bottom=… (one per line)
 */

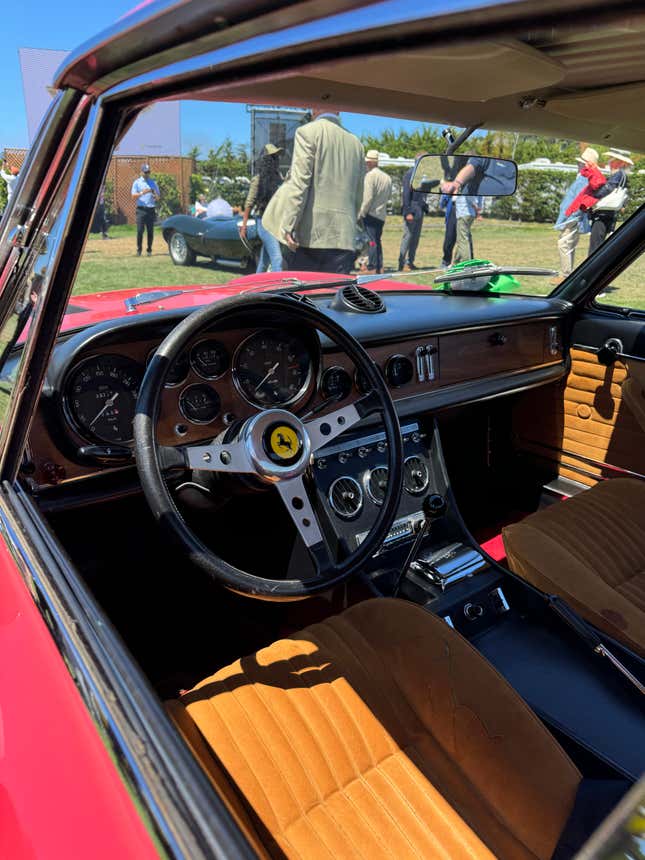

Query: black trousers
left=136, top=206, right=156, bottom=253
left=363, top=214, right=385, bottom=271
left=588, top=210, right=617, bottom=256
left=442, top=204, right=456, bottom=266
left=285, top=246, right=355, bottom=274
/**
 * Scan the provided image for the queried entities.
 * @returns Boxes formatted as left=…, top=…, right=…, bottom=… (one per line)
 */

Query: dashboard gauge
left=179, top=384, right=221, bottom=424
left=404, top=456, right=430, bottom=495
left=65, top=354, right=143, bottom=443
left=190, top=339, right=229, bottom=380
left=147, top=348, right=190, bottom=388
left=233, top=329, right=311, bottom=407
left=385, top=354, right=414, bottom=388
left=354, top=368, right=372, bottom=395
left=365, top=466, right=389, bottom=505
left=320, top=366, right=352, bottom=401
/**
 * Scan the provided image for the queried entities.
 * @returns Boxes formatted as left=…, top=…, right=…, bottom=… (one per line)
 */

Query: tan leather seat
left=503, top=477, right=645, bottom=656
left=169, top=598, right=580, bottom=860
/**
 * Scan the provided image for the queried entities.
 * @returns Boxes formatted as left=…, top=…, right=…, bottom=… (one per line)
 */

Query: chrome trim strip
left=0, top=482, right=255, bottom=859
left=523, top=440, right=645, bottom=482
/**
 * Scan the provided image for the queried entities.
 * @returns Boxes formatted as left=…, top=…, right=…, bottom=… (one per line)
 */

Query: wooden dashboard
left=25, top=316, right=563, bottom=489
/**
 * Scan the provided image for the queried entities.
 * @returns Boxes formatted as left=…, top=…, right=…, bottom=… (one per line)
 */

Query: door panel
left=513, top=313, right=645, bottom=485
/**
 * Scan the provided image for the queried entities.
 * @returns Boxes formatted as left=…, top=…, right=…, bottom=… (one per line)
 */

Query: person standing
left=552, top=149, right=596, bottom=280
left=131, top=164, right=160, bottom=256
left=1, top=161, right=19, bottom=206
left=359, top=150, right=392, bottom=274
left=262, top=109, right=364, bottom=274
left=240, top=143, right=284, bottom=272
left=194, top=194, right=208, bottom=218
left=439, top=193, right=456, bottom=267
left=398, top=153, right=429, bottom=271
left=452, top=194, right=483, bottom=263
left=588, top=148, right=633, bottom=255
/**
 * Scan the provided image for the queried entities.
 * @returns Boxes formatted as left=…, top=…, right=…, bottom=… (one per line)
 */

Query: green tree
left=154, top=173, right=182, bottom=219
left=200, top=138, right=250, bottom=180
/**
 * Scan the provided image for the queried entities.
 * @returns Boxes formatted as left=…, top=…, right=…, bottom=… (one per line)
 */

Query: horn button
left=242, top=409, right=311, bottom=481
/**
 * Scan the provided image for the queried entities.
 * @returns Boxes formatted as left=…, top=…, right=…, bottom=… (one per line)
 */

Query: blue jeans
left=256, top=217, right=283, bottom=272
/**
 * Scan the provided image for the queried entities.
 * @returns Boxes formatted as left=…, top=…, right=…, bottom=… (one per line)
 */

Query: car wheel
left=168, top=231, right=196, bottom=266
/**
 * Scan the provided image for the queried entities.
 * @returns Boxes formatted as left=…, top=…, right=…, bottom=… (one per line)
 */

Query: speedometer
left=233, top=329, right=311, bottom=407
left=65, top=354, right=143, bottom=443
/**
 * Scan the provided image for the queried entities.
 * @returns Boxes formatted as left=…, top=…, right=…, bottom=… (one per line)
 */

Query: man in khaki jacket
left=262, top=109, right=365, bottom=273
left=359, top=150, right=392, bottom=273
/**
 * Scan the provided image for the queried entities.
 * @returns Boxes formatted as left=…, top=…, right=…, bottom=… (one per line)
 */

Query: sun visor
left=548, top=82, right=645, bottom=133
left=308, top=39, right=564, bottom=102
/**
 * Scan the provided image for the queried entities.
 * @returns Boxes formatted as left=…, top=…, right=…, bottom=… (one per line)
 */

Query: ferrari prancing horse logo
left=269, top=425, right=301, bottom=460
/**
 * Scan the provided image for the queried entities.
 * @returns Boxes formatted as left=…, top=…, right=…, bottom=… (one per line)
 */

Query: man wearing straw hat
left=359, top=150, right=392, bottom=274
left=588, top=148, right=633, bottom=255
left=552, top=146, right=597, bottom=282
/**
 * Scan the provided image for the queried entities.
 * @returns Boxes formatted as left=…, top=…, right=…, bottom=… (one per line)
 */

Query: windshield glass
left=54, top=99, right=643, bottom=328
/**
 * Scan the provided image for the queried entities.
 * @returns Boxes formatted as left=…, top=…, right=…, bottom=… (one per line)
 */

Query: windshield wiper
left=265, top=268, right=443, bottom=296
left=434, top=265, right=556, bottom=286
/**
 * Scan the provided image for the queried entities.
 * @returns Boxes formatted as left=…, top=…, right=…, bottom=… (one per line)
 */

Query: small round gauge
left=179, top=384, right=221, bottom=424
left=385, top=354, right=414, bottom=388
left=404, top=456, right=430, bottom=495
left=355, top=368, right=372, bottom=395
left=365, top=466, right=389, bottom=505
left=65, top=354, right=143, bottom=443
left=146, top=348, right=190, bottom=388
left=320, top=366, right=352, bottom=401
left=233, top=329, right=311, bottom=407
left=190, top=339, right=229, bottom=380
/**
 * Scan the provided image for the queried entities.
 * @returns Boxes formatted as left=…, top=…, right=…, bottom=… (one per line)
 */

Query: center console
left=309, top=418, right=512, bottom=636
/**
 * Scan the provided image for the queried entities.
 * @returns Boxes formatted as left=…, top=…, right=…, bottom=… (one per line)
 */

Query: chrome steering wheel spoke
left=306, top=401, right=365, bottom=451
left=183, top=439, right=255, bottom=473
left=275, top=474, right=325, bottom=548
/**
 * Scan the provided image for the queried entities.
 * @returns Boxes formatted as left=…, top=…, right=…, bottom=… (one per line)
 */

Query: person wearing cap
left=359, top=150, right=392, bottom=274
left=1, top=160, right=19, bottom=206
left=552, top=146, right=597, bottom=280
left=262, top=108, right=365, bottom=274
left=588, top=148, right=633, bottom=255
left=240, top=143, right=284, bottom=272
left=131, top=164, right=160, bottom=256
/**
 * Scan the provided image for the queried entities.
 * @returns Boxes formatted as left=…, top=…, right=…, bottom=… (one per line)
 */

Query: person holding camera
left=131, top=164, right=160, bottom=256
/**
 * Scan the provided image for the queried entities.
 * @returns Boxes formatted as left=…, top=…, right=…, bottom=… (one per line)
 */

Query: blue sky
left=0, top=0, right=438, bottom=155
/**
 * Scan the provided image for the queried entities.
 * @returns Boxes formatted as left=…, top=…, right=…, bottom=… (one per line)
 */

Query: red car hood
left=60, top=271, right=427, bottom=334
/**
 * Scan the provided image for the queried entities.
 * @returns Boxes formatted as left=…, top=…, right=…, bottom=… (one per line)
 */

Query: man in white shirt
left=1, top=161, right=19, bottom=208
left=131, top=164, right=160, bottom=256
left=359, top=150, right=392, bottom=273
left=453, top=194, right=483, bottom=263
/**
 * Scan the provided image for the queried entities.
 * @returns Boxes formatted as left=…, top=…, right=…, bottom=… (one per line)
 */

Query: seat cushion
left=172, top=598, right=580, bottom=860
left=503, top=477, right=645, bottom=656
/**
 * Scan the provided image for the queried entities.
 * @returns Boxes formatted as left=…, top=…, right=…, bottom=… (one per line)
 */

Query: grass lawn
left=74, top=218, right=645, bottom=310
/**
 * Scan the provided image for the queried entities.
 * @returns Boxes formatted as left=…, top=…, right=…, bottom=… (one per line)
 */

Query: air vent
left=331, top=285, right=386, bottom=314
left=366, top=466, right=389, bottom=505
left=328, top=476, right=363, bottom=519
left=404, top=456, right=430, bottom=495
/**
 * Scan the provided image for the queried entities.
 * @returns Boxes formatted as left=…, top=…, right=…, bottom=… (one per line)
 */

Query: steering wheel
left=134, top=293, right=403, bottom=599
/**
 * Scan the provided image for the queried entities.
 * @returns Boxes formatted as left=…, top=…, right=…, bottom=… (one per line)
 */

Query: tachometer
left=233, top=329, right=311, bottom=407
left=65, top=354, right=143, bottom=443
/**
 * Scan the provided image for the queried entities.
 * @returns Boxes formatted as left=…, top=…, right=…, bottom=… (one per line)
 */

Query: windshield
left=53, top=101, right=643, bottom=327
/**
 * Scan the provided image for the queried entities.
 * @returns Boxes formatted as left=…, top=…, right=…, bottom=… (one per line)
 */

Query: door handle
left=573, top=339, right=645, bottom=365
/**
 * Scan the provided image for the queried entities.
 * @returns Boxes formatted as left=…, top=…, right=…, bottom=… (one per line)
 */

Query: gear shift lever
left=393, top=494, right=446, bottom=596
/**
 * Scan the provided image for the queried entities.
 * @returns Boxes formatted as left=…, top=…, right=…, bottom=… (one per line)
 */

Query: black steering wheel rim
left=134, top=292, right=403, bottom=599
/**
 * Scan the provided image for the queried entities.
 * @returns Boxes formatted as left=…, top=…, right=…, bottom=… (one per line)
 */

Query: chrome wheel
left=169, top=232, right=194, bottom=266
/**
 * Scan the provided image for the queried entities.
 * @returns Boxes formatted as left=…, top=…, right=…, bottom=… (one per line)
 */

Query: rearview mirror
left=411, top=154, right=518, bottom=196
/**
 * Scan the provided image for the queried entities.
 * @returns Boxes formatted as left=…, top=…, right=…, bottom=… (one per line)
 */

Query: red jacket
left=565, top=164, right=606, bottom=216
